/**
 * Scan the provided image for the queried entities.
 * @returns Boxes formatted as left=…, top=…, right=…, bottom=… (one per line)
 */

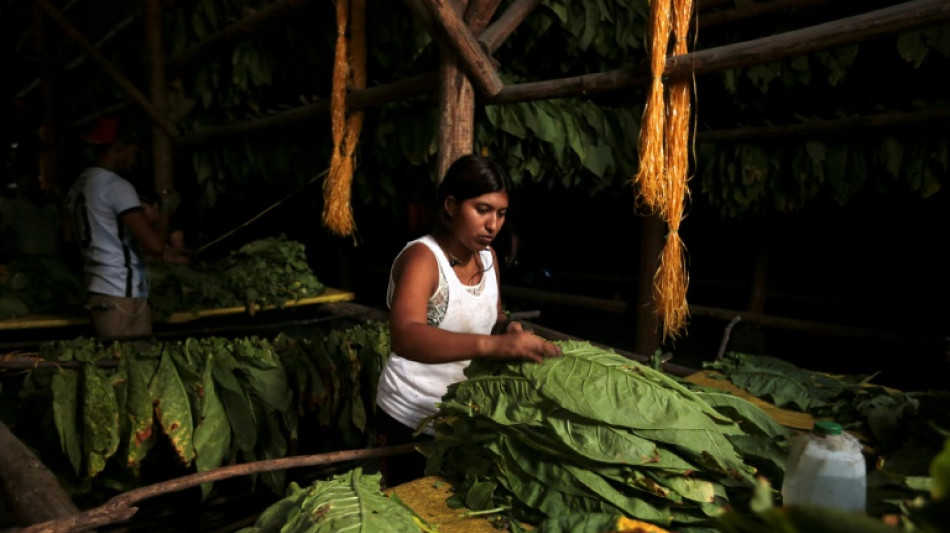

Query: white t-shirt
left=376, top=235, right=499, bottom=434
left=67, top=166, right=149, bottom=298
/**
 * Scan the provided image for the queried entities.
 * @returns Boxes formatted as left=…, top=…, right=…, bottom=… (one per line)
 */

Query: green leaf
left=82, top=364, right=120, bottom=478
left=149, top=351, right=196, bottom=465
left=192, top=347, right=231, bottom=499
left=932, top=437, right=950, bottom=500
left=52, top=370, right=82, bottom=476
left=124, top=352, right=159, bottom=468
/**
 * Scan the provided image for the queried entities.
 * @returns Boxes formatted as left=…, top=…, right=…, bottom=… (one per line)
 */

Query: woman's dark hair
left=432, top=154, right=518, bottom=266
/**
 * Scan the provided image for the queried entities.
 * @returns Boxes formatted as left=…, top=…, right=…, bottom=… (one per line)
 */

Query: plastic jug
left=781, top=419, right=866, bottom=513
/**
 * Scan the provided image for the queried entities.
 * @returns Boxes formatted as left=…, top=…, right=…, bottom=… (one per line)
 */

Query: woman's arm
left=389, top=244, right=559, bottom=364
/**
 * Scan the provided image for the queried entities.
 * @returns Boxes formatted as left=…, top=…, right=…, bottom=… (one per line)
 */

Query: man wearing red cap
left=66, top=117, right=185, bottom=340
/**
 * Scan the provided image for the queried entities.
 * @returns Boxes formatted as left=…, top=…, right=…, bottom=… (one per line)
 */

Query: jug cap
left=813, top=420, right=842, bottom=435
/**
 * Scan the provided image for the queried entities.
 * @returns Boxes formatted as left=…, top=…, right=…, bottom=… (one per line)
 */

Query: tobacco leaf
left=82, top=363, right=120, bottom=478
left=148, top=349, right=195, bottom=465
left=185, top=340, right=231, bottom=499
left=123, top=351, right=159, bottom=469
left=51, top=369, right=82, bottom=476
left=238, top=467, right=429, bottom=533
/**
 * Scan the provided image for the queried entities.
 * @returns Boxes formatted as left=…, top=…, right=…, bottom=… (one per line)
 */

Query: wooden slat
left=0, top=288, right=355, bottom=330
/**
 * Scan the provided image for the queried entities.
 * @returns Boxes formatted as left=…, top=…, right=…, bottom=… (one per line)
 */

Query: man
left=66, top=117, right=184, bottom=340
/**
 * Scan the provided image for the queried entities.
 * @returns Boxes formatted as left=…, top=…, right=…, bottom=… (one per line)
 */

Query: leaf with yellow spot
left=149, top=350, right=195, bottom=465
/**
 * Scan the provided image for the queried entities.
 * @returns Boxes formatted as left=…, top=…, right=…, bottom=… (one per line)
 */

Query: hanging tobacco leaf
left=82, top=363, right=120, bottom=478
left=123, top=350, right=159, bottom=469
left=51, top=369, right=82, bottom=476
left=148, top=349, right=196, bottom=465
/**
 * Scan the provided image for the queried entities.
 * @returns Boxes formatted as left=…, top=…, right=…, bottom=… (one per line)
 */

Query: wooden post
left=33, top=0, right=179, bottom=140
left=31, top=2, right=58, bottom=195
left=635, top=213, right=664, bottom=358
left=421, top=0, right=504, bottom=97
left=436, top=0, right=503, bottom=181
left=145, top=0, right=174, bottom=195
left=747, top=224, right=769, bottom=314
left=0, top=421, right=80, bottom=526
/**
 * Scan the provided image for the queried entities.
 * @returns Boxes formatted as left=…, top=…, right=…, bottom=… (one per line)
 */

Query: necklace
left=436, top=236, right=464, bottom=267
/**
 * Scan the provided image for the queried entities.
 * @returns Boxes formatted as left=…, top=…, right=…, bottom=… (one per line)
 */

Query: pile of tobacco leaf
left=423, top=340, right=791, bottom=532
left=149, top=235, right=325, bottom=321
left=237, top=467, right=437, bottom=533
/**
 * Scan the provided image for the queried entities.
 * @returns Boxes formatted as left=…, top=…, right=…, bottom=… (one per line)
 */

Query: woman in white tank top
left=374, top=155, right=561, bottom=487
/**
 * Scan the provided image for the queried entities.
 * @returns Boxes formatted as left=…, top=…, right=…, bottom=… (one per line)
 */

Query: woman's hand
left=489, top=330, right=561, bottom=363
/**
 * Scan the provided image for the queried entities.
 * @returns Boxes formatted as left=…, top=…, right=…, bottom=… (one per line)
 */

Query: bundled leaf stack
left=425, top=341, right=790, bottom=531
left=149, top=236, right=325, bottom=321
left=238, top=467, right=435, bottom=533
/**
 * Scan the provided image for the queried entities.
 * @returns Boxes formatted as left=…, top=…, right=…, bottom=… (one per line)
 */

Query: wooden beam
left=178, top=72, right=439, bottom=147
left=436, top=0, right=475, bottom=181
left=145, top=0, right=174, bottom=195
left=700, top=0, right=845, bottom=29
left=15, top=11, right=142, bottom=99
left=32, top=0, right=179, bottom=140
left=436, top=0, right=504, bottom=180
left=635, top=214, right=664, bottom=358
left=165, top=0, right=317, bottom=75
left=696, top=106, right=950, bottom=142
left=668, top=0, right=950, bottom=79
left=0, top=421, right=80, bottom=526
left=421, top=0, right=504, bottom=97
left=180, top=0, right=949, bottom=146
left=477, top=0, right=541, bottom=52
left=17, top=444, right=419, bottom=533
left=489, top=0, right=950, bottom=102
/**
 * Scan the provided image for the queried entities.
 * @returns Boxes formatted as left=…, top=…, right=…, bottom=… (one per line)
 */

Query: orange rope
left=655, top=0, right=694, bottom=341
left=633, top=0, right=672, bottom=215
left=323, top=0, right=366, bottom=238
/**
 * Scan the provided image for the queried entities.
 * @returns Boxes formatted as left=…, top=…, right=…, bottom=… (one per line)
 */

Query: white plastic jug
left=781, top=419, right=866, bottom=513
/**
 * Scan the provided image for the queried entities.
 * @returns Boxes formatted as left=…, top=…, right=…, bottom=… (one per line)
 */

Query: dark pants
left=374, top=408, right=433, bottom=488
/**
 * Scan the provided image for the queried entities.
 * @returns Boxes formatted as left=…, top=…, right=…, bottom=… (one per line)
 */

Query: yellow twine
left=633, top=0, right=672, bottom=215
left=646, top=0, right=695, bottom=341
left=323, top=0, right=366, bottom=238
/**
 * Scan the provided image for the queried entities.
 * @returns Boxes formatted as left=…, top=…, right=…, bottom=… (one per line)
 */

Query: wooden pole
left=700, top=0, right=843, bottom=29
left=635, top=214, right=664, bottom=357
left=17, top=444, right=419, bottom=533
left=31, top=2, right=58, bottom=195
left=16, top=11, right=142, bottom=100
left=421, top=0, right=504, bottom=97
left=434, top=0, right=502, bottom=180
left=32, top=0, right=179, bottom=140
left=179, top=0, right=950, bottom=147
left=696, top=106, right=950, bottom=142
left=145, top=0, right=174, bottom=195
left=436, top=0, right=472, bottom=181
left=477, top=0, right=541, bottom=51
left=667, top=0, right=950, bottom=78
left=489, top=0, right=950, bottom=103
left=0, top=421, right=80, bottom=526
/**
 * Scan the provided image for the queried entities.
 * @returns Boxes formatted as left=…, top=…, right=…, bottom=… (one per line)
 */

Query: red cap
left=81, top=117, right=119, bottom=145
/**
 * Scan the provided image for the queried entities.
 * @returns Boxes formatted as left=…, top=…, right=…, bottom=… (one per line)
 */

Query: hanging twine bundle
left=654, top=0, right=694, bottom=341
left=323, top=0, right=367, bottom=238
left=633, top=0, right=672, bottom=214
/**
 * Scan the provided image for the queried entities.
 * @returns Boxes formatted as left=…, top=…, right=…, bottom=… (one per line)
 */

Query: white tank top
left=376, top=235, right=499, bottom=434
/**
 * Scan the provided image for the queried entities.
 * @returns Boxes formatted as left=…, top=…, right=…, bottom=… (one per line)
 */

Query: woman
left=375, top=154, right=561, bottom=486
